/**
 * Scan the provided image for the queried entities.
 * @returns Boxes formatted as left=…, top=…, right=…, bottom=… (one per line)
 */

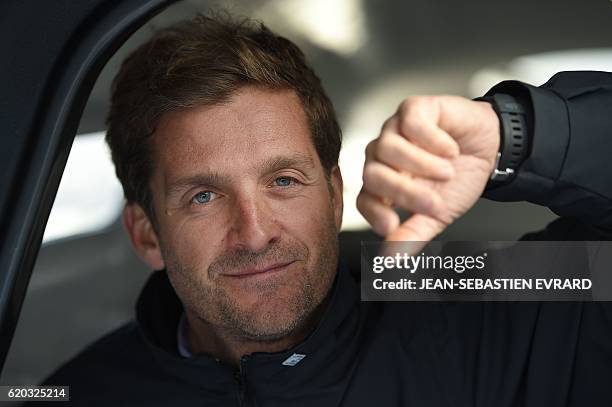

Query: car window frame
left=0, top=0, right=177, bottom=372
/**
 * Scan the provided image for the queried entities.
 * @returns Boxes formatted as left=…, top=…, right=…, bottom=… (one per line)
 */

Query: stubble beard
left=163, top=223, right=339, bottom=343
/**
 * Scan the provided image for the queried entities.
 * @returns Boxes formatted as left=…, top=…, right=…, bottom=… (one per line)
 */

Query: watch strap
left=477, top=93, right=528, bottom=183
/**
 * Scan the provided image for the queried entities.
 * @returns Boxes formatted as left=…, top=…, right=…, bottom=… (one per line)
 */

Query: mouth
left=220, top=261, right=296, bottom=279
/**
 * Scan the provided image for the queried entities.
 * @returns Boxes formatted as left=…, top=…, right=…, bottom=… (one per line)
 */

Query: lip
left=221, top=261, right=296, bottom=279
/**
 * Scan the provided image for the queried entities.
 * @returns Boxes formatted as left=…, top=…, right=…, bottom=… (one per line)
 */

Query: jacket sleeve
left=482, top=71, right=612, bottom=233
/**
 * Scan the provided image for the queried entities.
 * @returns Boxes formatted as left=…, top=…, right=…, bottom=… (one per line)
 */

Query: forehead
left=152, top=87, right=318, bottom=178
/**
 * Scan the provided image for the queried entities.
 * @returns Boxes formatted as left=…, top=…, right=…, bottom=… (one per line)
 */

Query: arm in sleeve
left=482, top=71, right=612, bottom=232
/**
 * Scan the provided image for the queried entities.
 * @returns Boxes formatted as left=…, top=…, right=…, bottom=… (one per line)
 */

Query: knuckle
left=397, top=99, right=412, bottom=117
left=364, top=139, right=378, bottom=158
left=376, top=134, right=395, bottom=159
left=355, top=191, right=366, bottom=212
left=399, top=96, right=429, bottom=115
left=362, top=162, right=380, bottom=185
left=380, top=117, right=393, bottom=132
left=401, top=113, right=424, bottom=135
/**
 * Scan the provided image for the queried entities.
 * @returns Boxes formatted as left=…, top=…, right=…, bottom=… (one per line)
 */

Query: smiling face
left=132, top=86, right=343, bottom=341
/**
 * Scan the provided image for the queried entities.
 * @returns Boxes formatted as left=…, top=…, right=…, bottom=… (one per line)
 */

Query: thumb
left=385, top=214, right=446, bottom=243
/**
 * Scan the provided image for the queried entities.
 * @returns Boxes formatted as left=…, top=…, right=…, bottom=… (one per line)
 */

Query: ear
left=123, top=203, right=165, bottom=271
left=329, top=166, right=344, bottom=230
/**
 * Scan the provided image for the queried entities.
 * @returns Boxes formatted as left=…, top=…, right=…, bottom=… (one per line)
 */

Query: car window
left=43, top=132, right=124, bottom=245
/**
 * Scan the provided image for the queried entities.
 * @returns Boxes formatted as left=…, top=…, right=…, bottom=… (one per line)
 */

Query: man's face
left=147, top=86, right=343, bottom=341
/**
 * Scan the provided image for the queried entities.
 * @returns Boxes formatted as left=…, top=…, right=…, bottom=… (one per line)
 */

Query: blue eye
left=193, top=191, right=213, bottom=204
left=274, top=177, right=294, bottom=187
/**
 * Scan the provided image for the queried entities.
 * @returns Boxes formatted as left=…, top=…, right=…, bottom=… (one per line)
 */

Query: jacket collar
left=135, top=263, right=362, bottom=394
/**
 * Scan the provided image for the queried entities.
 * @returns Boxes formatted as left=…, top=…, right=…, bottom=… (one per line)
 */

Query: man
left=41, top=13, right=612, bottom=406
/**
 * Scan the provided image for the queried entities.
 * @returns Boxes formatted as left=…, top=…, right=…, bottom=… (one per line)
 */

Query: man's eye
left=192, top=191, right=215, bottom=204
left=274, top=176, right=296, bottom=187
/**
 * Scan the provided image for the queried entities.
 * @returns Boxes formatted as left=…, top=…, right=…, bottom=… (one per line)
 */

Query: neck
left=184, top=300, right=328, bottom=366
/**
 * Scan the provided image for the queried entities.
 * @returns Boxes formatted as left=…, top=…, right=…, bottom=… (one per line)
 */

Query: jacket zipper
left=235, top=355, right=249, bottom=406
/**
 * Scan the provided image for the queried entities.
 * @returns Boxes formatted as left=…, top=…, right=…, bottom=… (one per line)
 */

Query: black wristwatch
left=477, top=93, right=529, bottom=184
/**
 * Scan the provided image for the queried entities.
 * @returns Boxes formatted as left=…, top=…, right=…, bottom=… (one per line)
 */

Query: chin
left=223, top=279, right=319, bottom=341
left=232, top=306, right=312, bottom=342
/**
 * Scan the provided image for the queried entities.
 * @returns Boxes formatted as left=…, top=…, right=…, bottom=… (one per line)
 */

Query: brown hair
left=105, top=12, right=342, bottom=224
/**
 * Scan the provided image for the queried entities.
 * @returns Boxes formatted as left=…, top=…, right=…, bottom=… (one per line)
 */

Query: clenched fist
left=357, top=95, right=501, bottom=241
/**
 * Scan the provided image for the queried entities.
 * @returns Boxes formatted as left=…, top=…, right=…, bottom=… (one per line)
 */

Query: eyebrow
left=165, top=153, right=316, bottom=199
left=261, top=153, right=316, bottom=174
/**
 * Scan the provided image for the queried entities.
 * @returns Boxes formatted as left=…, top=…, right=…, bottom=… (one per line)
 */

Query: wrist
left=476, top=93, right=529, bottom=186
left=475, top=100, right=501, bottom=175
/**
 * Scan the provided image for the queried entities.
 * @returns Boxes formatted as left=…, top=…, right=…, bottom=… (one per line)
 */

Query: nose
left=226, top=196, right=281, bottom=252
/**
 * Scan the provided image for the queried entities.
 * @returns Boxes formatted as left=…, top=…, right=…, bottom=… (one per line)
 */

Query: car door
left=0, top=0, right=178, bottom=372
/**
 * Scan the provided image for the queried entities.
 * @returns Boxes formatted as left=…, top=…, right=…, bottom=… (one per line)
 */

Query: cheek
left=271, top=189, right=338, bottom=241
left=160, top=215, right=226, bottom=276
